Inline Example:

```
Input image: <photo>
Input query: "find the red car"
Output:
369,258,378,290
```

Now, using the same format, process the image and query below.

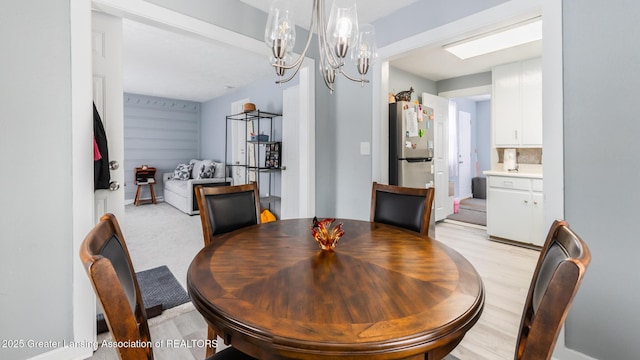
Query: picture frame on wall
265,142,281,168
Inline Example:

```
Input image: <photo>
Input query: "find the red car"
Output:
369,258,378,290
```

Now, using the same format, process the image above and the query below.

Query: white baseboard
28,346,92,360
125,196,164,205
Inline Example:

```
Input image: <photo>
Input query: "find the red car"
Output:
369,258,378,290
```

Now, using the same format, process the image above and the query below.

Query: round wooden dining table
187,219,484,360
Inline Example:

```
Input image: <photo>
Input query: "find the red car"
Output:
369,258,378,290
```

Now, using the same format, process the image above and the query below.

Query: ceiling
121,1,541,103
122,19,272,102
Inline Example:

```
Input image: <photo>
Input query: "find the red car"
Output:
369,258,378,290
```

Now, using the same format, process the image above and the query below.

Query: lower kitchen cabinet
487,175,544,246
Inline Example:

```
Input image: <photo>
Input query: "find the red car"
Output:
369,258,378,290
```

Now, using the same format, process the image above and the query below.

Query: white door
230,99,250,185
458,111,472,199
93,12,124,223
423,93,453,222
281,86,301,219
281,65,315,219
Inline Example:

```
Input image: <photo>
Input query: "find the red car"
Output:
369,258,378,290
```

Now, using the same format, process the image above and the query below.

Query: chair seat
208,347,257,360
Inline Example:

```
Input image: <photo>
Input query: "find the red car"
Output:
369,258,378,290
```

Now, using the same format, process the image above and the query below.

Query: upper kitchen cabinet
493,58,542,147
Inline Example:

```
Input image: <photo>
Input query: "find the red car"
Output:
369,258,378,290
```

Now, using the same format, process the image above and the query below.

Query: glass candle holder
311,217,345,251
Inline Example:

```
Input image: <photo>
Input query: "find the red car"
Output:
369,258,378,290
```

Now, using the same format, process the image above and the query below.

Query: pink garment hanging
93,136,102,161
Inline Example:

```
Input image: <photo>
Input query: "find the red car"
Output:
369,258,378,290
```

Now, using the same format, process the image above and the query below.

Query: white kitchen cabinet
487,175,545,246
531,191,545,245
493,58,542,147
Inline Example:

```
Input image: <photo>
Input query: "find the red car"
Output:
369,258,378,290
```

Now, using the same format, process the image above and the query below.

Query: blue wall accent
123,93,201,202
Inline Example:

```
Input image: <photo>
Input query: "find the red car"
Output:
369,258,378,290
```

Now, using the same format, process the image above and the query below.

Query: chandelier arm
318,0,343,70
272,0,321,79
322,76,335,93
268,0,373,93
339,67,370,83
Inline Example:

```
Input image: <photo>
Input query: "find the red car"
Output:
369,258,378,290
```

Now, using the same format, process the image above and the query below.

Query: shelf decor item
311,217,345,251
265,142,281,168
250,134,269,142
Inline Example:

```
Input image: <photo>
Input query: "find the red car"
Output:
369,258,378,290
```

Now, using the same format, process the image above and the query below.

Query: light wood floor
439,220,540,360
88,209,540,360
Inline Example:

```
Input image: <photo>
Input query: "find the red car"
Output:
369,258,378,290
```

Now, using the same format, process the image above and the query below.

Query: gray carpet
97,265,190,333
137,265,191,310
447,198,487,226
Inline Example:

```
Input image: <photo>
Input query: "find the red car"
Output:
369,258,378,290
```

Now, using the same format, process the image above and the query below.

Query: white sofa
163,159,232,215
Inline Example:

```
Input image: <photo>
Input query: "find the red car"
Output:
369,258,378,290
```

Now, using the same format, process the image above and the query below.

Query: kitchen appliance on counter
503,148,518,172
389,101,435,236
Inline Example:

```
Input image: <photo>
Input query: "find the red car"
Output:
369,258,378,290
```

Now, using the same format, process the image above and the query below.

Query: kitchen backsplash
496,148,542,164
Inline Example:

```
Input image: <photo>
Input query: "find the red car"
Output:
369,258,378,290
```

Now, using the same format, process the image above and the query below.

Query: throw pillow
190,159,214,179
212,162,226,178
172,163,193,180
198,163,215,179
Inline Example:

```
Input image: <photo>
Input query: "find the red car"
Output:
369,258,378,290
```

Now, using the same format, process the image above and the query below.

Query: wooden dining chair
79,213,255,360
514,219,591,360
370,182,435,235
195,182,261,247
195,182,262,357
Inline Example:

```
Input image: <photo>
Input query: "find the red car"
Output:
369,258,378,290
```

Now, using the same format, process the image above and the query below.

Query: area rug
447,198,487,226
96,265,190,334
444,355,460,360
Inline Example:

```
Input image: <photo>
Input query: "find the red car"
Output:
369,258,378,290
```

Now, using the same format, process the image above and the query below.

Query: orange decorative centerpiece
311,217,344,251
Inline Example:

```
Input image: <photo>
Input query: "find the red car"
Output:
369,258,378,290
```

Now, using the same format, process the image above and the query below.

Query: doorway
444,95,490,227
373,0,564,238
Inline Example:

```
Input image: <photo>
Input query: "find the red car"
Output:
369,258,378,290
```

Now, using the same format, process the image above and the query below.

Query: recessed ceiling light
444,17,542,60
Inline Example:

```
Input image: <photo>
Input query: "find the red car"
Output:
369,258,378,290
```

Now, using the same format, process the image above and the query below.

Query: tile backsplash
496,148,542,164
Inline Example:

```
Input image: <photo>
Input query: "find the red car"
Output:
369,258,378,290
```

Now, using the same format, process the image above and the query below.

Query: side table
134,167,157,206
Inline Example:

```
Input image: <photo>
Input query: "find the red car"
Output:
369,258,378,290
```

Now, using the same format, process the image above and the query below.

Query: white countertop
483,163,543,178
483,170,543,179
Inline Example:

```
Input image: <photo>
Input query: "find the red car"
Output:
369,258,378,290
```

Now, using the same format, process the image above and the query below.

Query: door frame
67,1,317,359
372,0,562,227
457,110,472,200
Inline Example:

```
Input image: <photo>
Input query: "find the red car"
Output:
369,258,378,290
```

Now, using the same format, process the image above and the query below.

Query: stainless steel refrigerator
389,101,436,236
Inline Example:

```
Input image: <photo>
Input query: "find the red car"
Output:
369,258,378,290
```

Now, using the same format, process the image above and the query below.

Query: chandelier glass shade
265,0,377,93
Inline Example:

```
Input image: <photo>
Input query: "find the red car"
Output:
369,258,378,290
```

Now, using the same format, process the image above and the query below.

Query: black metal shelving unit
225,110,282,213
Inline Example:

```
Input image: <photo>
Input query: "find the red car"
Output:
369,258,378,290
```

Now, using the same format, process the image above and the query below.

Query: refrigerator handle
405,158,432,163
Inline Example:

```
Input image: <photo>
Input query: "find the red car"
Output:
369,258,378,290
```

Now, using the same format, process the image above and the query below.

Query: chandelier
264,0,377,93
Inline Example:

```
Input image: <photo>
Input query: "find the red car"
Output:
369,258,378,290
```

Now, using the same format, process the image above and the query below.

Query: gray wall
374,0,509,48
0,1,75,358
436,72,492,94
333,73,374,220
563,0,640,358
123,93,201,202
389,66,437,103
